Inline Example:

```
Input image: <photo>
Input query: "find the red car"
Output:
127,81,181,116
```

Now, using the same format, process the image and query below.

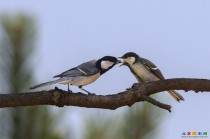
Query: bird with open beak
118,52,184,102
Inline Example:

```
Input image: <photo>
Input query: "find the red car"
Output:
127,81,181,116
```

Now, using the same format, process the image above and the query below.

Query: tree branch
0,78,210,112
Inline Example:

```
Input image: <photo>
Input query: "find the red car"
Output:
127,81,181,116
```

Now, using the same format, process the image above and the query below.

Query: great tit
119,52,184,102
30,56,120,94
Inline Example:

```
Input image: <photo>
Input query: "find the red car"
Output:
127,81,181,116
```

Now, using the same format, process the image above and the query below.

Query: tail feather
30,78,65,89
167,90,184,102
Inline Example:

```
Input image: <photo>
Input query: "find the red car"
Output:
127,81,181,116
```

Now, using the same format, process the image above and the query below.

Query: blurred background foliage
84,103,163,139
0,14,65,139
0,14,164,139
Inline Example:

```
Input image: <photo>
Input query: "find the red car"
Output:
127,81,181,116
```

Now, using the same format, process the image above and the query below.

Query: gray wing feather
140,58,165,79
54,60,99,78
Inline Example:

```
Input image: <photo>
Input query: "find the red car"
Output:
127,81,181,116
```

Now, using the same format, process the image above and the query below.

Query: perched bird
119,52,184,102
30,56,120,94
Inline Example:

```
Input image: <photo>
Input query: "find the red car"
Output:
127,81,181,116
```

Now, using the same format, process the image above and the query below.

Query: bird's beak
117,57,125,67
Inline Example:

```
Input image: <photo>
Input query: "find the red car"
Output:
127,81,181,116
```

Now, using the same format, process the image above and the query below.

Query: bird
119,52,184,102
30,56,120,94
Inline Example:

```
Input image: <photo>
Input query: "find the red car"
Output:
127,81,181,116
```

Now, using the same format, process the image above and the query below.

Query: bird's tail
30,78,66,89
167,90,184,102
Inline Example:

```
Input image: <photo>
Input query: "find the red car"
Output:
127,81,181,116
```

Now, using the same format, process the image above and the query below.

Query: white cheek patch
101,61,114,70
126,57,135,64
130,57,135,63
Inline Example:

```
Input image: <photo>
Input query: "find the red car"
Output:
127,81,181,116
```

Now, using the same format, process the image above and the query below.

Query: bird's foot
79,87,95,95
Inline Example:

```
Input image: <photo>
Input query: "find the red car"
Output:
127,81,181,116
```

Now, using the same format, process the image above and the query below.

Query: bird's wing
54,60,99,78
140,58,165,79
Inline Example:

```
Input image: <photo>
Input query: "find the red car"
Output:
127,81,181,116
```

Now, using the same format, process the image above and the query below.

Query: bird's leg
79,86,95,95
67,84,72,93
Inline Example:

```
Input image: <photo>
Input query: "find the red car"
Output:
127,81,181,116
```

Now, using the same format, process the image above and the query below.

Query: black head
96,56,120,75
121,52,140,60
119,52,140,65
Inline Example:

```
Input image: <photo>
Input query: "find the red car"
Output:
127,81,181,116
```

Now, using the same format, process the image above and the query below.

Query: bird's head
96,56,121,74
118,52,140,66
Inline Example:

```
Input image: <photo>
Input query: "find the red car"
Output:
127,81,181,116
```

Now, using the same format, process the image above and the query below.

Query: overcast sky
1,1,210,139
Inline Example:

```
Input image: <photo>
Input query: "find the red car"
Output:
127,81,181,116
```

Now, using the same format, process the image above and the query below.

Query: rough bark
0,78,210,112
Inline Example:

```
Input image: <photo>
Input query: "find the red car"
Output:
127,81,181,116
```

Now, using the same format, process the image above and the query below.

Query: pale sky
0,1,210,139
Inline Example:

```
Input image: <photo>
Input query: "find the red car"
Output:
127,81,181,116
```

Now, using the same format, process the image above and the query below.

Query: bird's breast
129,63,159,82
59,72,101,86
